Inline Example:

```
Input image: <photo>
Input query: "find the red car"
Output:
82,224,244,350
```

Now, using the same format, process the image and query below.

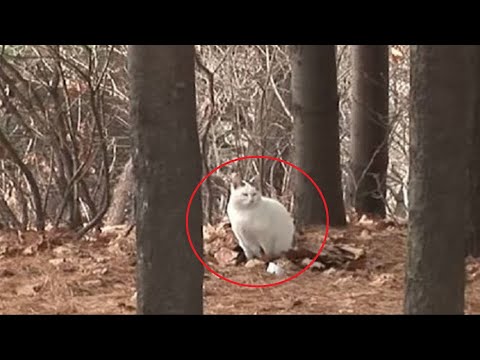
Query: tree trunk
350,45,389,218
466,47,480,258
290,45,346,227
105,157,134,225
129,45,204,315
405,45,476,314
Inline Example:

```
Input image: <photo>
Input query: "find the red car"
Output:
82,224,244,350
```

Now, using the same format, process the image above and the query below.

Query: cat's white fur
226,175,295,261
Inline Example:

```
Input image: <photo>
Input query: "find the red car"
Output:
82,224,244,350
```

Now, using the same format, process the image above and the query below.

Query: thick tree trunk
405,45,475,314
350,45,389,218
466,47,480,258
130,45,204,315
291,45,346,228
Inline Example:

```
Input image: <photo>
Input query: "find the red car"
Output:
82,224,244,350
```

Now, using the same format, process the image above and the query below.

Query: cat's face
229,174,261,209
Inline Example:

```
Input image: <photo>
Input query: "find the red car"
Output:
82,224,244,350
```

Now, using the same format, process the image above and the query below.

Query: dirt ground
1,219,480,315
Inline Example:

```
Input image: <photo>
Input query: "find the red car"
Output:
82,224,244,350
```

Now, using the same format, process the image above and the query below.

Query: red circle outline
185,155,330,288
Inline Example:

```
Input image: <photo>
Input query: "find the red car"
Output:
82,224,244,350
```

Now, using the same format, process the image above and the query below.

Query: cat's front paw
244,251,256,261
240,245,260,261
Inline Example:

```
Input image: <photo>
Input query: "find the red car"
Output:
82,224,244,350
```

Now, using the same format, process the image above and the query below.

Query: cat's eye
242,193,248,197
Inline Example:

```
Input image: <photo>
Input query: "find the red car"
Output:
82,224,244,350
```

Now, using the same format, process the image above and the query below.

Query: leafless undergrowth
0,45,410,233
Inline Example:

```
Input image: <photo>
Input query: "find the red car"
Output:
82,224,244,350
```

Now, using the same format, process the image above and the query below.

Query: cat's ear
231,172,243,189
250,174,261,190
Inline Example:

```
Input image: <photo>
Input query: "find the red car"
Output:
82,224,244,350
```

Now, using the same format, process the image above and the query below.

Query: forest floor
1,218,480,315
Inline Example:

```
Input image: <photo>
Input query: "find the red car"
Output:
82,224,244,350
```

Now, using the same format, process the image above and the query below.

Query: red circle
185,155,330,288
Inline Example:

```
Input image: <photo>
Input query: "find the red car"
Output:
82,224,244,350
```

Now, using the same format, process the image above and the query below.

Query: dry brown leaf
374,221,390,231
0,244,18,256
346,257,367,271
61,264,77,273
205,231,238,257
93,267,109,275
337,244,365,259
50,257,73,272
370,273,394,287
0,269,15,277
468,271,480,283
328,233,348,242
101,224,128,235
285,247,317,261
359,229,372,240
224,233,238,249
53,245,74,257
300,258,325,271
107,242,122,254
333,276,354,285
203,224,216,243
118,302,135,311
358,214,374,227
94,256,109,263
324,268,337,276
292,299,303,307
83,279,102,287
245,259,264,268
16,283,41,296
466,262,480,282
466,261,480,273
214,247,239,267
204,241,219,257
49,258,65,267
203,222,230,244
391,47,404,63
22,245,37,256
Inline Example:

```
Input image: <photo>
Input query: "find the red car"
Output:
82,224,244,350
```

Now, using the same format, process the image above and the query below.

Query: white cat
226,173,295,261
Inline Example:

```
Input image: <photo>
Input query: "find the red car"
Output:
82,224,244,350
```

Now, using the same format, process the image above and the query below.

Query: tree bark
466,47,480,258
405,45,476,314
290,45,346,227
350,45,389,218
129,45,204,314
105,157,134,225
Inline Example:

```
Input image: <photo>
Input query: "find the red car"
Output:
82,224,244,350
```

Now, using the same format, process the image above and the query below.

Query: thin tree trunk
350,45,389,218
0,128,44,230
105,157,134,225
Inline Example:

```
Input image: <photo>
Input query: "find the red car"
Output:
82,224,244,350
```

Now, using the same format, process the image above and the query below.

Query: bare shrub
0,45,410,231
